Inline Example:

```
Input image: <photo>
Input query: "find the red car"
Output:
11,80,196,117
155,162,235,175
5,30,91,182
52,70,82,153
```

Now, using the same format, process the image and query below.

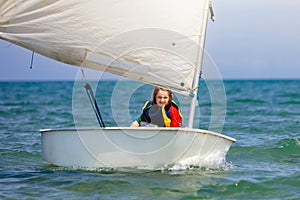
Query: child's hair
152,87,173,104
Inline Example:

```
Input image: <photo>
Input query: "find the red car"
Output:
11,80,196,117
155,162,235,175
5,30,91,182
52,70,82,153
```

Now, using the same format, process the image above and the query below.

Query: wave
279,100,300,105
196,174,300,199
229,138,300,164
233,98,266,104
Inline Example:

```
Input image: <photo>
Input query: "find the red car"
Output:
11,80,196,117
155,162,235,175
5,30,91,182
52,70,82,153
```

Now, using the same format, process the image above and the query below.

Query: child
130,87,182,127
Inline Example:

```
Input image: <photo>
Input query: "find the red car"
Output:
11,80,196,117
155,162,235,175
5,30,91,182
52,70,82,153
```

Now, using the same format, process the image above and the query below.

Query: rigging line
209,1,215,22
29,51,35,69
84,83,105,128
81,69,106,128
81,68,87,82
2,43,13,48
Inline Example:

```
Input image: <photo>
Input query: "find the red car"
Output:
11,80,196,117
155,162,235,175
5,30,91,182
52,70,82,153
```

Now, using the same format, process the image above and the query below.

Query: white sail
0,0,210,96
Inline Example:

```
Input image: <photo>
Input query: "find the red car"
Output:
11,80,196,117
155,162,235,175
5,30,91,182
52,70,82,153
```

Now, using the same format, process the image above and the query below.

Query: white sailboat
0,0,236,169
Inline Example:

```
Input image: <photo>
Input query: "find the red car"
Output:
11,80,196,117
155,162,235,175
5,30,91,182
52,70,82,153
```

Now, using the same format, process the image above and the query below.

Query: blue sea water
0,80,299,199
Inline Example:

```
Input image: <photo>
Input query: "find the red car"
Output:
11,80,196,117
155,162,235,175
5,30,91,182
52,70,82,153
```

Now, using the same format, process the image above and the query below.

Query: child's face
155,90,170,107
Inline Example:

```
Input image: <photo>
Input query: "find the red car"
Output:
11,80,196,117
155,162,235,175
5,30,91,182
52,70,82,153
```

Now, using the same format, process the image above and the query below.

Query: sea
0,80,299,199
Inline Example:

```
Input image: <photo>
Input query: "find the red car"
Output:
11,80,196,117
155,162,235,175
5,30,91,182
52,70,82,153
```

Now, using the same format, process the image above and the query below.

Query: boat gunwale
39,127,236,143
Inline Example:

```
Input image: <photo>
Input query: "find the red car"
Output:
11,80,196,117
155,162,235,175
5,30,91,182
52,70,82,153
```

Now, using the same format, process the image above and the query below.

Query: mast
187,0,211,128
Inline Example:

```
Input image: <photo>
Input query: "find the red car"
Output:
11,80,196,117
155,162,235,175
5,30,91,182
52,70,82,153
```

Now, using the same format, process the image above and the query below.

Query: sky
0,0,300,81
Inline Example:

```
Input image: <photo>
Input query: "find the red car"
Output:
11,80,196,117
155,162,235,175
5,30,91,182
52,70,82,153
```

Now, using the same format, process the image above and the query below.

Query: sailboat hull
40,127,235,169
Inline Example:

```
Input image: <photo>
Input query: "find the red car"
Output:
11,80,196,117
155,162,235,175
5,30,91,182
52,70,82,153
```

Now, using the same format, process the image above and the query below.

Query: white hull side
40,127,235,169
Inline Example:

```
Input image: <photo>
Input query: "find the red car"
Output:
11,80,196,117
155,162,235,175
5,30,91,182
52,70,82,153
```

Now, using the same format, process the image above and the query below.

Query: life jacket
141,100,183,127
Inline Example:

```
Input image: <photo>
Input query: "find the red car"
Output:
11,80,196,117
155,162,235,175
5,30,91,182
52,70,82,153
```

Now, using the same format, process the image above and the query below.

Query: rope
29,51,35,69
81,69,105,128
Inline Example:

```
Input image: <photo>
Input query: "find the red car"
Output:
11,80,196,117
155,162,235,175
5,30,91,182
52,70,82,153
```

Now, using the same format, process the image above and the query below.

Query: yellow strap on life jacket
142,101,150,110
162,100,183,127
171,100,183,123
161,104,170,127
